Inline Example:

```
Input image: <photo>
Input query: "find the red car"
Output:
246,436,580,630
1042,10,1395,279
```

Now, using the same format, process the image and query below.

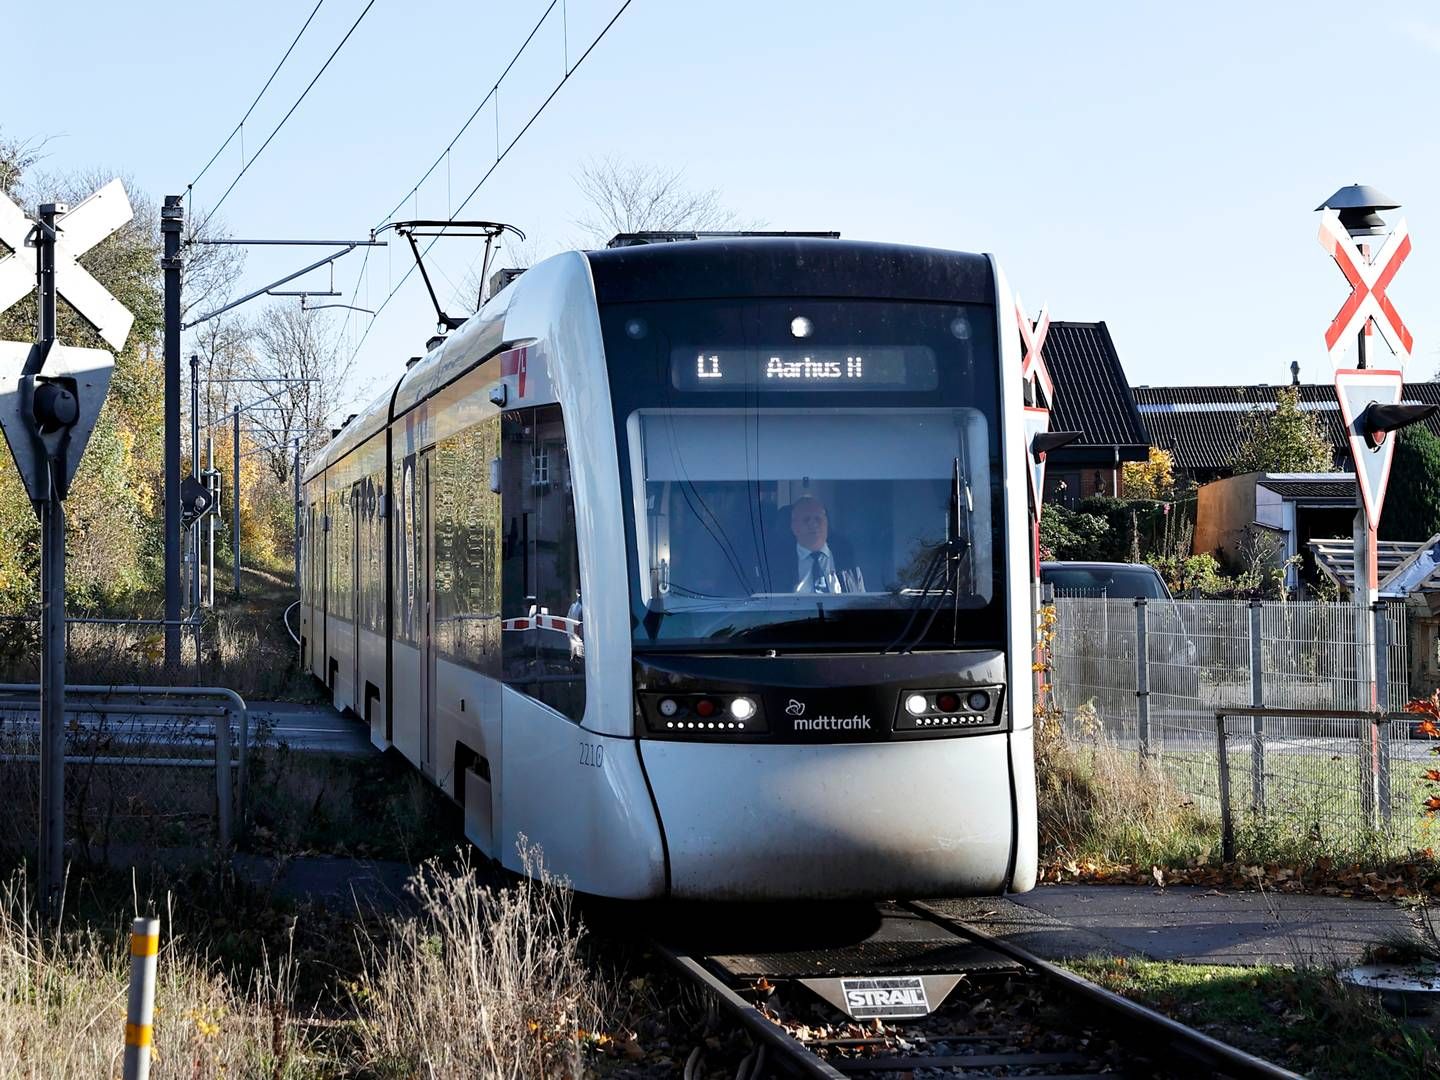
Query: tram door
350,481,362,707
419,449,437,777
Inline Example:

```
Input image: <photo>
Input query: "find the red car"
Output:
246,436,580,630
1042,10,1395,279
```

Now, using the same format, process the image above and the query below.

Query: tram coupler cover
800,973,964,1021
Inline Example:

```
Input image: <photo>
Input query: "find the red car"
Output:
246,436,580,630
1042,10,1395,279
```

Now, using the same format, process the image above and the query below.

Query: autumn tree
1232,387,1334,474
1120,447,1176,499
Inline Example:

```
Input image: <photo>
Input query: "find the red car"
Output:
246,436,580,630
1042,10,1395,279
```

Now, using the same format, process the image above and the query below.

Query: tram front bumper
639,734,1018,900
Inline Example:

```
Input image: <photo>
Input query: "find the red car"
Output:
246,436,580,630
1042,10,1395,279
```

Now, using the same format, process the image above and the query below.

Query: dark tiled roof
1258,478,1355,500
1043,322,1150,462
1132,381,1440,475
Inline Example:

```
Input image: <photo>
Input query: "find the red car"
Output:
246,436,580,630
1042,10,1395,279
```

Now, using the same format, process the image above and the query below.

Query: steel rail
650,941,844,1080
904,901,1305,1080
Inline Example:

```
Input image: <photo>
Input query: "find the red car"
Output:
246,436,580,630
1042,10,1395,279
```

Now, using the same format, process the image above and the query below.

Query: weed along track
650,901,1304,1079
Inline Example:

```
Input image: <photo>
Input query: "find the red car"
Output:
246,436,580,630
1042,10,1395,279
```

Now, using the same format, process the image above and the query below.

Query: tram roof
584,236,994,306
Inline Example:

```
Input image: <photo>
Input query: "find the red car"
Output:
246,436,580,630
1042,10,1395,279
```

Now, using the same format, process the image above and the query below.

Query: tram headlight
966,690,991,712
730,696,757,721
904,693,929,717
641,692,768,737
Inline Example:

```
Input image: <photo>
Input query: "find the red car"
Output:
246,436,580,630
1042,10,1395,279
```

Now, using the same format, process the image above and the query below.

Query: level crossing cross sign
0,179,135,351
1317,208,1413,366
0,181,133,507
1016,295,1053,407
1334,368,1405,528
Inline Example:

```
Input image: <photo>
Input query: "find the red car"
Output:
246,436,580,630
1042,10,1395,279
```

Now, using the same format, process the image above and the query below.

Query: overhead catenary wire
195,0,381,235
336,0,562,347
186,0,328,205
340,0,635,367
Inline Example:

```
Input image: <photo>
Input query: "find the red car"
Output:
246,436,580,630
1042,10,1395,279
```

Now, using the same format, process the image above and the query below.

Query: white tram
299,236,1037,900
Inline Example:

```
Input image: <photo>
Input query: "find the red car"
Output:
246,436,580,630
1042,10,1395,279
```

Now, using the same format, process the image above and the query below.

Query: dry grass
0,847,608,1079
0,876,323,1079
1034,711,1219,870
352,846,603,1079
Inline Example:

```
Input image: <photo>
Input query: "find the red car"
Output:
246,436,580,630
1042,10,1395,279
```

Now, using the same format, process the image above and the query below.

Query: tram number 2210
579,742,605,768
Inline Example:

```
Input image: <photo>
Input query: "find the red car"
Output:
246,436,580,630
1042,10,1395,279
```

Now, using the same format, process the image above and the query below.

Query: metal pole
190,354,200,612
1134,597,1150,757
123,917,159,1080
293,438,302,591
1216,712,1235,862
232,406,241,594
161,197,183,668
35,204,65,916
1373,601,1391,826
1248,599,1265,815
205,436,215,608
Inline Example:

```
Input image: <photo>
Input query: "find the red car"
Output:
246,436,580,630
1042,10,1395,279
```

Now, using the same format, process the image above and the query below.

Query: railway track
653,899,1304,1079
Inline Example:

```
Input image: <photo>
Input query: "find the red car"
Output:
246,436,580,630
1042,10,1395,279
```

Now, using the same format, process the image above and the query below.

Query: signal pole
34,204,66,915
161,197,183,667
233,405,241,594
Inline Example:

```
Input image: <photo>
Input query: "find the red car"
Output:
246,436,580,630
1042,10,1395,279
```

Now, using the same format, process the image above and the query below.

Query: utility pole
205,434,216,608
161,197,183,667
293,437,302,591
34,203,66,916
232,405,241,594
190,353,201,611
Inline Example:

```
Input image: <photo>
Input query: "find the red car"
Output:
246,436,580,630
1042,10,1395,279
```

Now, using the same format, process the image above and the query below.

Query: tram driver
782,494,866,594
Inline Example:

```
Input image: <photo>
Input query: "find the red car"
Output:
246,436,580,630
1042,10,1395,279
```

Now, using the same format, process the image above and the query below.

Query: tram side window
501,405,585,723
433,419,502,673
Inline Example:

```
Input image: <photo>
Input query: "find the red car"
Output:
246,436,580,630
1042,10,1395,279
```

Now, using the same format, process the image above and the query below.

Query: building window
532,440,550,487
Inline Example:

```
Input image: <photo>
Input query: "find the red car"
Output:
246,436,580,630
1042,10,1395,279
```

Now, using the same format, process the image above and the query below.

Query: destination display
672,345,938,392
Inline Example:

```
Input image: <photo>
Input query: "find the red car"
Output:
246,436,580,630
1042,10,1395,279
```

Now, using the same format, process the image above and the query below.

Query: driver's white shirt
796,543,840,593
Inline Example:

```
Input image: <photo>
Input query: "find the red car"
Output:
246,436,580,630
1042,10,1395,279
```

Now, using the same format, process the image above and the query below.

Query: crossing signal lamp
1356,401,1437,450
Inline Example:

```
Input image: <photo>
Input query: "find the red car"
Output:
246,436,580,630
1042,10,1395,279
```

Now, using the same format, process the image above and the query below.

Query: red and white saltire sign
1023,406,1051,514
1317,209,1414,366
1016,294,1053,407
1334,368,1405,527
500,344,530,399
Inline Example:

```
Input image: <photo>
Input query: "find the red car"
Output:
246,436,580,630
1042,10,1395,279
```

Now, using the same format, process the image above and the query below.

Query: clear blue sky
6,0,1440,415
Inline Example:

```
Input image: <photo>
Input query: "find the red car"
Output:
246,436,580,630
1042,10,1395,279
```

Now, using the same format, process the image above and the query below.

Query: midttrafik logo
793,715,872,731
785,699,806,717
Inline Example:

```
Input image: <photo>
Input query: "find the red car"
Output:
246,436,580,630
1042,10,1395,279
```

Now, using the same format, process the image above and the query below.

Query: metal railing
0,684,248,857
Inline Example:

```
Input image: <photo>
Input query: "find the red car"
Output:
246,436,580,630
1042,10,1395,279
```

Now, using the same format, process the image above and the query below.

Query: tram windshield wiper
883,457,971,654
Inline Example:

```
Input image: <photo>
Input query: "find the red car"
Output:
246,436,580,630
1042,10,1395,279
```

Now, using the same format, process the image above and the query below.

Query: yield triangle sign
1334,368,1404,527
1023,406,1051,513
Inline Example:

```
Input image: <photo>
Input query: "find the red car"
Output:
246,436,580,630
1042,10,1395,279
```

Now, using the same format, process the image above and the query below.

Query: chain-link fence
0,684,248,864
1047,597,1435,859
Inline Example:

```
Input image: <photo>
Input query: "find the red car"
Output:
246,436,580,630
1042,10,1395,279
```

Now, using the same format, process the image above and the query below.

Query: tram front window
627,406,995,645
604,295,1006,650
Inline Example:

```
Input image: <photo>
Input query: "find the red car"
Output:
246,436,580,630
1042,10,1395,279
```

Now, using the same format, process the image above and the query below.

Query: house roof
1257,477,1356,500
1132,381,1440,475
1042,321,1151,465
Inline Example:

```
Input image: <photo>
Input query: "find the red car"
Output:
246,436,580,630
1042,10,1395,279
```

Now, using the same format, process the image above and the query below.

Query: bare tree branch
573,157,740,246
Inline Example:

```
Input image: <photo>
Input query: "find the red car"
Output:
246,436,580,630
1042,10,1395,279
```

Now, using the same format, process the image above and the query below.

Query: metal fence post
123,917,159,1080
1373,602,1391,827
1248,600,1265,815
1216,712,1235,862
215,702,232,850
1135,598,1150,757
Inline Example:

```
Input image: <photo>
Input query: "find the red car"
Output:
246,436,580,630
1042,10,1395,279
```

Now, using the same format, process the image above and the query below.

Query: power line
341,0,636,365
337,0,561,345
197,0,380,234
187,0,328,204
